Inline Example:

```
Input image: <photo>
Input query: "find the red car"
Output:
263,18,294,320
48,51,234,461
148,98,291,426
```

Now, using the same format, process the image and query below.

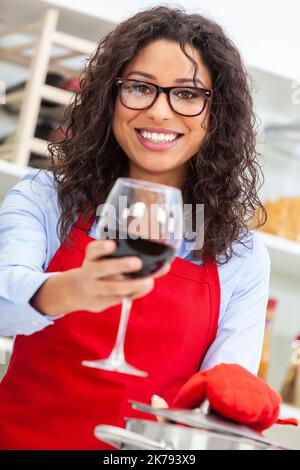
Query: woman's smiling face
112,39,213,187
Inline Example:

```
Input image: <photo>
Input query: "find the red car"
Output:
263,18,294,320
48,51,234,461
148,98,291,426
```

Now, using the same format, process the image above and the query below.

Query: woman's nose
145,92,174,120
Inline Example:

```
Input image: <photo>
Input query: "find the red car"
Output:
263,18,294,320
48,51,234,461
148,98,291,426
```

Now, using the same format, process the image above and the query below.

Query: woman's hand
30,239,170,317
70,239,170,313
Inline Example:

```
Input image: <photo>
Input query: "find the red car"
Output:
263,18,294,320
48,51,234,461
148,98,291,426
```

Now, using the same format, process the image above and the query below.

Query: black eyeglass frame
115,77,213,117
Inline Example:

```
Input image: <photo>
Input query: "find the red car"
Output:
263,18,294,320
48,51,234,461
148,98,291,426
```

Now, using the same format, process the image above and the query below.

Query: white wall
45,0,300,80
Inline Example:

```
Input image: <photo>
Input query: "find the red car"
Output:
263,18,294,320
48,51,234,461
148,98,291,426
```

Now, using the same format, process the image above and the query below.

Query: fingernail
151,394,161,401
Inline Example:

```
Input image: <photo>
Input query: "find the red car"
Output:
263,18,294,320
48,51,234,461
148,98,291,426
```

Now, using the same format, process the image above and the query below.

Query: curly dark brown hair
47,5,266,263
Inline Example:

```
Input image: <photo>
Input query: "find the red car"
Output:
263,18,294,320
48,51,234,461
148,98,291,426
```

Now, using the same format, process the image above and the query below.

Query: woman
0,6,269,449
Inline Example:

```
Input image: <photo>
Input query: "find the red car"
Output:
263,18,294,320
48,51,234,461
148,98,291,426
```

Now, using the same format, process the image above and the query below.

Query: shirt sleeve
0,174,60,336
200,235,270,375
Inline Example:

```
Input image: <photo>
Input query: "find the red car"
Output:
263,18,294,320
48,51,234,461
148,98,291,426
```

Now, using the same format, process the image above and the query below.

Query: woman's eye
123,83,152,94
175,89,198,100
133,84,151,94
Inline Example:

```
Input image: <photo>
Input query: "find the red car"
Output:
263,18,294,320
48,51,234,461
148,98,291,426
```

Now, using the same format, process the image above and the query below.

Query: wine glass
82,177,183,376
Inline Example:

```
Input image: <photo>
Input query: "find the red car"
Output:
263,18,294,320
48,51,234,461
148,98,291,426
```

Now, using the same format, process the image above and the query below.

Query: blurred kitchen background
0,0,300,448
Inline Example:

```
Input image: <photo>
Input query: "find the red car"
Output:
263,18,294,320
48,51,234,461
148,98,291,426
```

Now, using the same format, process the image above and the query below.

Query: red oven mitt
173,363,298,431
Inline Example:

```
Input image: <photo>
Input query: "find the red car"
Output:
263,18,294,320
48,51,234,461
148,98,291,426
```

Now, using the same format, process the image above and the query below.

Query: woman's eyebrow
126,70,205,87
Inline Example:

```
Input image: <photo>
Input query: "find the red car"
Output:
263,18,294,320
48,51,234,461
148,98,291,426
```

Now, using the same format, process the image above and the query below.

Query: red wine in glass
103,231,176,278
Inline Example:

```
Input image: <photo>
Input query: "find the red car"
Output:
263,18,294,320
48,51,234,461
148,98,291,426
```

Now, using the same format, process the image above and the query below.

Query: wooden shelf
5,84,74,107
257,232,300,278
0,7,97,166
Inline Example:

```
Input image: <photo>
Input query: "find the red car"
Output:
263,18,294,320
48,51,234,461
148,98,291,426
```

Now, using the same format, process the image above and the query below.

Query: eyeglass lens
119,80,207,116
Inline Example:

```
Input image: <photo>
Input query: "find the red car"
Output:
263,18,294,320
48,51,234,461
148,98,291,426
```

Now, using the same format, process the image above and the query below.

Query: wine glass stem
110,297,133,362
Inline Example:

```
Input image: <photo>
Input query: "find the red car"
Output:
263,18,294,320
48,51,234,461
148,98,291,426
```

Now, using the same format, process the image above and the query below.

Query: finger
129,283,155,299
105,264,170,281
90,256,143,279
85,240,117,261
89,295,124,312
93,283,153,307
95,277,154,296
151,395,169,424
151,395,169,408
152,263,171,279
104,273,125,281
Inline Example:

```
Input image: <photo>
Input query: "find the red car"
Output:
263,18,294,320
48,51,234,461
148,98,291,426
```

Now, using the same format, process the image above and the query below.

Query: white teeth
138,130,179,143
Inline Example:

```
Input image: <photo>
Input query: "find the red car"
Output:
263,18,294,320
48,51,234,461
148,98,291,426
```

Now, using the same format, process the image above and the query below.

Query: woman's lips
134,129,184,151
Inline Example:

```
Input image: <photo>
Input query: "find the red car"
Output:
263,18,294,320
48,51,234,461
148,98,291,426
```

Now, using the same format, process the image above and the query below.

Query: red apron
0,214,220,449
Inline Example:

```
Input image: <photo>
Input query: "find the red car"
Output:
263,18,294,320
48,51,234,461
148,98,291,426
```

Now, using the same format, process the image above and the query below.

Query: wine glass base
82,358,148,377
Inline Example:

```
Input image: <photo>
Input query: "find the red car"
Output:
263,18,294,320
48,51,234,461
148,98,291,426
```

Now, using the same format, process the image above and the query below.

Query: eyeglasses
115,78,212,117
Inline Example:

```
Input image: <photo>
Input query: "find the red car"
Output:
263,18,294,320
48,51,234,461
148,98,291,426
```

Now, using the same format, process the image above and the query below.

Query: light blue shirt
0,170,270,374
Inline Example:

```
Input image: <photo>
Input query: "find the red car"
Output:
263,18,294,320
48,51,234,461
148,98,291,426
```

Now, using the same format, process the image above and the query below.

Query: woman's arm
200,234,270,375
0,173,60,336
0,172,162,334
29,243,155,316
